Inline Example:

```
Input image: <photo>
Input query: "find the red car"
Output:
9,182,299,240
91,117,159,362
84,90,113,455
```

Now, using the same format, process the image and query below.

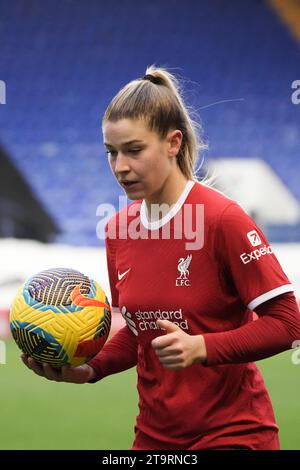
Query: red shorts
132,428,280,450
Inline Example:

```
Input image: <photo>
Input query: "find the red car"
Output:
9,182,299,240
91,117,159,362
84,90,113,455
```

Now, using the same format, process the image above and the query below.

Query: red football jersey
100,180,294,449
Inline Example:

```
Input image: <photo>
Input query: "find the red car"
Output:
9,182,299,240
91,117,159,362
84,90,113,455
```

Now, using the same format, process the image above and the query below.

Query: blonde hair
102,65,208,181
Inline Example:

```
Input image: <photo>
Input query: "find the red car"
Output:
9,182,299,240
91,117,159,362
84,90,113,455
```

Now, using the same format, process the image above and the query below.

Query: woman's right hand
21,353,97,384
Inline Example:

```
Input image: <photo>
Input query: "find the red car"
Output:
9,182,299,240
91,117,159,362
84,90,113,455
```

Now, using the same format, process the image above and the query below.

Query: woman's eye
105,149,140,156
106,150,117,157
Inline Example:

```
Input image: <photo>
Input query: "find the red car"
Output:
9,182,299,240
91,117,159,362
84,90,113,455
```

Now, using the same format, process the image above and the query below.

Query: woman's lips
121,181,140,188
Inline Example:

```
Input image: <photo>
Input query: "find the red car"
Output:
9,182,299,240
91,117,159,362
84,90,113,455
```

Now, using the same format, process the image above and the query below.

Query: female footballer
22,65,300,450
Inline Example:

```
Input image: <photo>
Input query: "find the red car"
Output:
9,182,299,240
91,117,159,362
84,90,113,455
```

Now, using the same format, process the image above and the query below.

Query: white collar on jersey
140,179,195,230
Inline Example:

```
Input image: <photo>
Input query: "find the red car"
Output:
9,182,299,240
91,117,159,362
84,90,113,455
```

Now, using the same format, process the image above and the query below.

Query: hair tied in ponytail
142,74,162,85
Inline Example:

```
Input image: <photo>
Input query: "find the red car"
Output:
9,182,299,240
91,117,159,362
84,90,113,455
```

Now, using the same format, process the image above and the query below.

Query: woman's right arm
22,219,139,384
21,354,96,383
87,221,138,381
87,325,138,381
21,325,138,383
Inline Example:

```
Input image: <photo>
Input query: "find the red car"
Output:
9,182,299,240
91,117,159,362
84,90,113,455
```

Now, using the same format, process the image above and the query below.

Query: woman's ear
167,129,183,158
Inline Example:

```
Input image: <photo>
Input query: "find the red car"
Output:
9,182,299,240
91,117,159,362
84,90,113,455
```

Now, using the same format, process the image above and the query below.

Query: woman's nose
114,152,131,173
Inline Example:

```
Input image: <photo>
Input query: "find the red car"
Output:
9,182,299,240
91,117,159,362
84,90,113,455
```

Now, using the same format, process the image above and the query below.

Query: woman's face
102,118,182,201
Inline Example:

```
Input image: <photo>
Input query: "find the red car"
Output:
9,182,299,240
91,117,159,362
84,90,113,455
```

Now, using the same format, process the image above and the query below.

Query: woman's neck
145,173,190,222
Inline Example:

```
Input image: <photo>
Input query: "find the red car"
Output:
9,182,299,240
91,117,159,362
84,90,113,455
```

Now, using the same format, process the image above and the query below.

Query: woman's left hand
151,320,207,370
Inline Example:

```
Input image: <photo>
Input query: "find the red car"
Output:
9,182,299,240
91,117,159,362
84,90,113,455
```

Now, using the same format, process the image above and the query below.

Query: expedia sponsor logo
121,306,189,335
247,230,262,247
240,245,273,264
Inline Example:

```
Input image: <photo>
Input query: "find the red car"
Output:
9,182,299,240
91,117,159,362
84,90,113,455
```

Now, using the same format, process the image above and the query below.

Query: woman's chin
125,191,144,200
123,184,144,199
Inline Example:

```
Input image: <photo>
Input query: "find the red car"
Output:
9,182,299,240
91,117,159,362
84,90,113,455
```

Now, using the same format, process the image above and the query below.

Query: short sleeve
216,203,294,310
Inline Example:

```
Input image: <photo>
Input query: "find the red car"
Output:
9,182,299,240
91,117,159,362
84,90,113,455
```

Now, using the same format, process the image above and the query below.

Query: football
10,268,111,367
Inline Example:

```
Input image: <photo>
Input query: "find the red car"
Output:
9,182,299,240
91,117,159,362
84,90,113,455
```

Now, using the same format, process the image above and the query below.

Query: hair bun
142,74,162,85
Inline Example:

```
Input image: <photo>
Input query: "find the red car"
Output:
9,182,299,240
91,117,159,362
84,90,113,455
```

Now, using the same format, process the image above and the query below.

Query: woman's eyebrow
104,139,144,147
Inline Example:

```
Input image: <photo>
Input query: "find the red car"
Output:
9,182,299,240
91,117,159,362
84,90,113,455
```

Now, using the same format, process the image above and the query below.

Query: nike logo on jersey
118,268,131,281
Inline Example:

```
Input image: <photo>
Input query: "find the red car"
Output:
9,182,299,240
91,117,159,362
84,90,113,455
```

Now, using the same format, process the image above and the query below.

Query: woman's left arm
201,292,300,366
152,292,300,369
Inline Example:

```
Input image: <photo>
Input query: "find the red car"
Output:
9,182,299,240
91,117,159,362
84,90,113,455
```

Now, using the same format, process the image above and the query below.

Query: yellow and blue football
10,268,111,367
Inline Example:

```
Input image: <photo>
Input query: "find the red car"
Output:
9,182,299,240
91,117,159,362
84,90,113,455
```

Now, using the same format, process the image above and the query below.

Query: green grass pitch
0,341,299,449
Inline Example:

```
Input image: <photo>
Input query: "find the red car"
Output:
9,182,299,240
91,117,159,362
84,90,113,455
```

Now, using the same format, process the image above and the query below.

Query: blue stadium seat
0,0,299,244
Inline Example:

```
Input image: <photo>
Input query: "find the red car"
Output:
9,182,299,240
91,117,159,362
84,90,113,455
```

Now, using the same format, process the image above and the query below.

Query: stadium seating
0,0,299,244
